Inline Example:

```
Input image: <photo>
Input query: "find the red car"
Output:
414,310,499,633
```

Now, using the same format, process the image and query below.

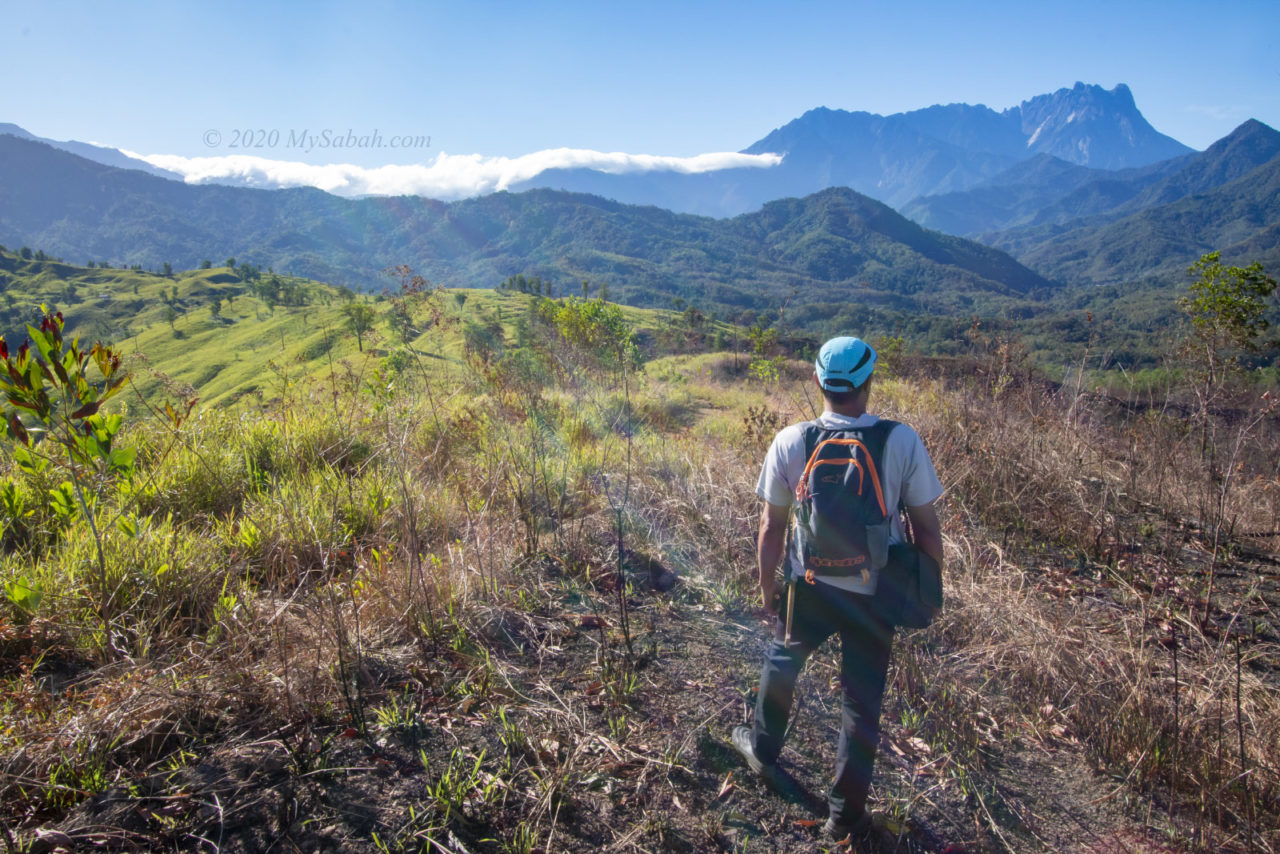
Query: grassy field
0,258,1276,852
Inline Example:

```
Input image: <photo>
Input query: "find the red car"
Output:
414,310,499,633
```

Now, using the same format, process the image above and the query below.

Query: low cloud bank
123,147,784,199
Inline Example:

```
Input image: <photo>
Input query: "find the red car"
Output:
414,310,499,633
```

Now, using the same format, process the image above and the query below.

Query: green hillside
974,122,1280,287
0,252,368,406
13,134,1277,372
0,250,742,407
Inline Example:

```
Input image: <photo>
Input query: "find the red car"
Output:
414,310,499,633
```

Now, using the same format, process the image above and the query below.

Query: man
732,336,944,841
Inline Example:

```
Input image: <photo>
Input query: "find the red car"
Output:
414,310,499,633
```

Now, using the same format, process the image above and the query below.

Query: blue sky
2,0,1277,172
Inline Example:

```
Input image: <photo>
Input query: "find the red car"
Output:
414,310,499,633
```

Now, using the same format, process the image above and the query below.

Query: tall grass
880,347,1280,851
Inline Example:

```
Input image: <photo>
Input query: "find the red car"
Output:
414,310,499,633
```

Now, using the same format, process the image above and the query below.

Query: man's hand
757,501,790,608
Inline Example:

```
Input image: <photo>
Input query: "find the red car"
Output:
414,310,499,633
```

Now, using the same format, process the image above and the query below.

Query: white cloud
120,147,784,199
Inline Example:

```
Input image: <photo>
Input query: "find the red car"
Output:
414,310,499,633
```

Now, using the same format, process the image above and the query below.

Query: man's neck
824,403,868,419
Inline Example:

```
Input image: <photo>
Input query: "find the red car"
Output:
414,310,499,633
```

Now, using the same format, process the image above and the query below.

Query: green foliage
1180,251,1277,356
498,273,550,296
343,302,377,352
3,574,41,614
871,334,905,379
0,307,137,650
536,296,637,372
0,307,131,473
746,324,784,383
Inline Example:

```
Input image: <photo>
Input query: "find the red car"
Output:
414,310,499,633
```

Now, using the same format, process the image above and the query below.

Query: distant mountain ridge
5,95,1271,303
518,83,1194,215
989,141,1280,286
0,123,181,180
0,134,1048,320
2,83,1192,222
908,119,1280,238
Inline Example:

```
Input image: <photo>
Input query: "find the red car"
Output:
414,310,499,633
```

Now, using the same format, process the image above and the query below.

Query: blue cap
815,336,876,391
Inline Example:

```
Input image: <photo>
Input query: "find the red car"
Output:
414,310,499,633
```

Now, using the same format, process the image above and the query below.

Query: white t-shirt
755,411,943,594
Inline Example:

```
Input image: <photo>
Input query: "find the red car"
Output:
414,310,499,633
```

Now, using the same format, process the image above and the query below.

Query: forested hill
0,134,1048,323
902,119,1280,286
991,140,1280,285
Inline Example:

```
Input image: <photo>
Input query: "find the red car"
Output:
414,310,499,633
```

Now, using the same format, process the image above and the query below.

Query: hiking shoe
821,811,872,844
731,725,777,780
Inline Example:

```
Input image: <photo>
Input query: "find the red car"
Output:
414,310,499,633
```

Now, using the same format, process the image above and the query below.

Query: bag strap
800,418,897,461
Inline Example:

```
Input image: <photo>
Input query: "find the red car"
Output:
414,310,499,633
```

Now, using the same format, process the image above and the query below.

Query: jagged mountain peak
744,83,1191,172
1013,82,1139,127
1011,83,1191,169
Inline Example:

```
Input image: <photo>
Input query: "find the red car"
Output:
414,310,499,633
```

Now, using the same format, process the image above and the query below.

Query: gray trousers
751,580,895,825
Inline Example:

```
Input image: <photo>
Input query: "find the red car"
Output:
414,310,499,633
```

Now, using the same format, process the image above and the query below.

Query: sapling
0,306,132,652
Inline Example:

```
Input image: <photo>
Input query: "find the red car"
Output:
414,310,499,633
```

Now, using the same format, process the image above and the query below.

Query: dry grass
878,354,1280,852
1,312,1278,850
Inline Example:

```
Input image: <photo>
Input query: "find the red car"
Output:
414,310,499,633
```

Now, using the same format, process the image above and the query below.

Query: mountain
907,120,1280,241
0,134,1049,321
996,150,1280,285
902,154,1201,236
735,106,1020,207
900,155,1109,235
0,123,182,180
1105,119,1280,215
518,83,1194,216
4,84,1189,224
971,121,1280,281
1014,83,1191,169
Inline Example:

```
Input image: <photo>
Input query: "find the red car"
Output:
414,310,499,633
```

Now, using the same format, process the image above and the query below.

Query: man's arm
757,501,790,608
904,500,944,571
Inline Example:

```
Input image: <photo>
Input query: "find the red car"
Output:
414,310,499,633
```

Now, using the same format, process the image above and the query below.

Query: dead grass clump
925,531,1280,851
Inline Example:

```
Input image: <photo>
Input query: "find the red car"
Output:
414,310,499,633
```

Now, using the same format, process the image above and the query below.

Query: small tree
1179,251,1277,391
747,324,784,383
0,307,132,653
1179,252,1277,624
343,302,377,352
200,259,212,269
383,265,432,345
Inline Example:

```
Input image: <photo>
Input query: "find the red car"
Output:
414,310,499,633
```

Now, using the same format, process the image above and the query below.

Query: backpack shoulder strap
799,420,826,461
799,418,897,464
865,420,911,530
864,419,898,461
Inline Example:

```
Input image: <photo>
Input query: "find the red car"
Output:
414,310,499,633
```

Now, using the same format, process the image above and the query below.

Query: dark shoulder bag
874,541,942,628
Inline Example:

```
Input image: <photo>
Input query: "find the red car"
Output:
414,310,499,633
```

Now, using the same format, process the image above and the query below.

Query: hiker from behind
732,336,944,841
